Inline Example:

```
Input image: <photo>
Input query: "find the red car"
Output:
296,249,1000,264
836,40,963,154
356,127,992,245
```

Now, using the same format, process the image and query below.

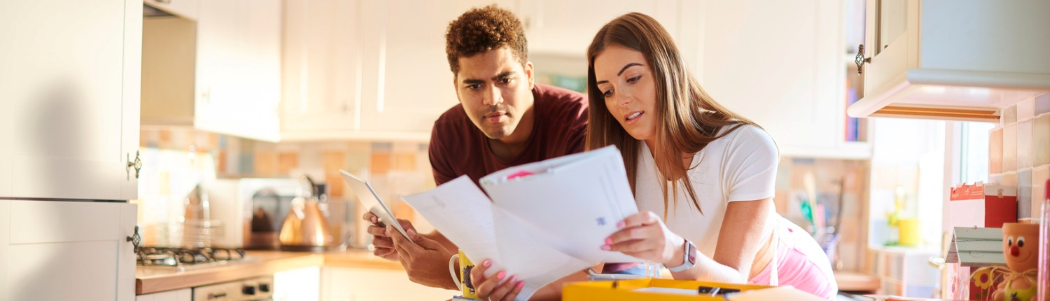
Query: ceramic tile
278,152,298,174
253,150,278,176
1004,171,1018,187
1035,93,1050,116
370,152,392,175
1019,168,1033,219
1017,120,1033,169
1035,114,1050,166
394,153,417,171
989,173,1003,185
1033,165,1049,219
989,127,1003,174
1004,124,1017,172
1017,97,1035,121
1004,104,1018,125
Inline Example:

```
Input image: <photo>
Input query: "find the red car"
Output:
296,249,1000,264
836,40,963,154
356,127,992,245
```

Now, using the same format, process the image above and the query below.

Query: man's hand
388,223,458,290
363,212,400,261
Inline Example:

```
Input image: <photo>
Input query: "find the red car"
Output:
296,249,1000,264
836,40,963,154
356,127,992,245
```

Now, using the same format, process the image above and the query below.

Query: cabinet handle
127,226,141,253
126,151,143,180
156,0,171,3
855,44,871,75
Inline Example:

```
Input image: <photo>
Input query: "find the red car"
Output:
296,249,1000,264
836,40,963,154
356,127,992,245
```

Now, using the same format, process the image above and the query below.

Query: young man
362,5,591,300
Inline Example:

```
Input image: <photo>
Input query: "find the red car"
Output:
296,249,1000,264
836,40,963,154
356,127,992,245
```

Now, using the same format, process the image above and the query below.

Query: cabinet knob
855,44,871,75
126,151,143,180
126,226,141,253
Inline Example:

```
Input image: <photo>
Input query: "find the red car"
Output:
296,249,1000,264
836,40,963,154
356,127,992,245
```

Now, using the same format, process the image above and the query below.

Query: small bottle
1038,179,1049,301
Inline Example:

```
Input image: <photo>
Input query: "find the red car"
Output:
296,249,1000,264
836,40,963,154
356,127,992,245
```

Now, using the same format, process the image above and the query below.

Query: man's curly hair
445,5,528,76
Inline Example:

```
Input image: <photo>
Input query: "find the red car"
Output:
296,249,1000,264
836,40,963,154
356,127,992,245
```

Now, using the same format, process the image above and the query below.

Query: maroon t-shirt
428,84,588,186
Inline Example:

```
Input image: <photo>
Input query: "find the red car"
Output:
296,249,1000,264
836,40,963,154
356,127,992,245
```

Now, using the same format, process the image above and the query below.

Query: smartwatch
666,239,697,272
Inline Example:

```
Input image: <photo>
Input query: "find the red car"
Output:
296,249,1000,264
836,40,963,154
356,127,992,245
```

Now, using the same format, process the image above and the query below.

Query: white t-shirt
634,124,779,257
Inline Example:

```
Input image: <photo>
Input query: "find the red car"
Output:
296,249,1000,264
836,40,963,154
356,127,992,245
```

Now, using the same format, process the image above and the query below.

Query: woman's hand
603,211,685,266
469,259,524,301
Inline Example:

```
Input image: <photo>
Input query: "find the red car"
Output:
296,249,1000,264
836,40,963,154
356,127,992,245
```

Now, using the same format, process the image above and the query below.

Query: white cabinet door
145,0,200,20
0,0,141,200
0,201,138,301
520,0,681,57
321,267,451,301
136,288,192,301
280,0,364,138
196,0,282,142
699,0,866,158
354,1,465,137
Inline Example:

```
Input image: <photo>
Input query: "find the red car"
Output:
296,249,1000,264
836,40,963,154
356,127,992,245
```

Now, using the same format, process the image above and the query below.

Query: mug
449,250,478,299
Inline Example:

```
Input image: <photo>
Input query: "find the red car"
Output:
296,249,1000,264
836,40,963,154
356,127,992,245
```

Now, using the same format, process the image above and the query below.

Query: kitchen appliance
192,276,274,301
277,176,335,252
136,246,273,301
205,178,306,249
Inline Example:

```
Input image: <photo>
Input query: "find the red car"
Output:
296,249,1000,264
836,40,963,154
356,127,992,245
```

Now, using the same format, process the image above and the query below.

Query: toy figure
973,223,1040,301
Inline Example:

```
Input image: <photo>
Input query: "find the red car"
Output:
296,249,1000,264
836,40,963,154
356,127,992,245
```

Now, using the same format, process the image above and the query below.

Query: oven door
193,276,274,301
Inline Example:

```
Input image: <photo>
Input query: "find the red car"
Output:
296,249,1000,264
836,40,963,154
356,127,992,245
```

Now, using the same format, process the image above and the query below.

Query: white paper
481,146,643,263
402,146,642,301
339,170,412,241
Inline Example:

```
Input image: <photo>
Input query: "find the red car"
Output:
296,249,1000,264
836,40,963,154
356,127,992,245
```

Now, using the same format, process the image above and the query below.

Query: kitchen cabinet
698,0,870,159
517,0,682,58
142,0,282,142
135,288,191,301
0,200,138,301
320,267,451,301
0,0,141,200
282,0,498,141
145,0,199,20
847,0,1050,122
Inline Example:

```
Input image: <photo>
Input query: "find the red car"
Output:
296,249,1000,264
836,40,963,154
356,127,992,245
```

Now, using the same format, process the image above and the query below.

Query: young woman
588,13,838,299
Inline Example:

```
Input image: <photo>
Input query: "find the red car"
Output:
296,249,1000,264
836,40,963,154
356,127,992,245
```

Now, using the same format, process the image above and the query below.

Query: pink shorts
748,217,838,300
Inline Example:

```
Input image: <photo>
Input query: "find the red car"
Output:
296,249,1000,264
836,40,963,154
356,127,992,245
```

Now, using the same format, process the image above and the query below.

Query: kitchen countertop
136,249,401,295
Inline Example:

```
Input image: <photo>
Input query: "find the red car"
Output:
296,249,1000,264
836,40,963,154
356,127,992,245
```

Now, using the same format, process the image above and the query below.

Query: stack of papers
402,146,642,300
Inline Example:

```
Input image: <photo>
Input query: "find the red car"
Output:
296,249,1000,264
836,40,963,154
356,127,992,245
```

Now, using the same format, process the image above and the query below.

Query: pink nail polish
516,281,525,289
508,275,517,283
616,221,625,228
605,237,612,244
497,271,506,279
484,259,492,267
600,245,611,251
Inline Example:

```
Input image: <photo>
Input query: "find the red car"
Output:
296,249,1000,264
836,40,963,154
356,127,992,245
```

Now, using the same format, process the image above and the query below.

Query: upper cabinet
142,0,282,142
144,0,199,20
698,0,869,159
518,0,682,57
0,0,141,200
848,0,1050,122
281,0,507,141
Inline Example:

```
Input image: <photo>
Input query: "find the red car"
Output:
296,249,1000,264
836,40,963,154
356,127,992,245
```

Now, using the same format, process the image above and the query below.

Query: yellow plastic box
564,279,824,301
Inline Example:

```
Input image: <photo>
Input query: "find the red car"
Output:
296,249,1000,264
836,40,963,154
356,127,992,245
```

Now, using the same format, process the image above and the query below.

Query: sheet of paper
403,176,594,301
401,176,500,264
480,146,642,263
339,170,411,241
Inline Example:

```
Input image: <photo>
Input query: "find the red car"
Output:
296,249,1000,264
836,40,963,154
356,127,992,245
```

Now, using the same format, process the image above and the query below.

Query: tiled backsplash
137,128,435,231
989,92,1050,220
138,127,868,269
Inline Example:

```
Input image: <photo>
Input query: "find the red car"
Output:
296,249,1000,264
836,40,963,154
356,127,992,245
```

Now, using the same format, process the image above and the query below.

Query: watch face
686,241,697,264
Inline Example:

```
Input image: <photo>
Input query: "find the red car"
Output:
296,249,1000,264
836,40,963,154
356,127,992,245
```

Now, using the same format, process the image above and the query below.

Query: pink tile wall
990,92,1050,219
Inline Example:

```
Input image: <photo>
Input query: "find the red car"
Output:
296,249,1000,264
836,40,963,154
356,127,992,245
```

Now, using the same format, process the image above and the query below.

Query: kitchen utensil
278,176,335,252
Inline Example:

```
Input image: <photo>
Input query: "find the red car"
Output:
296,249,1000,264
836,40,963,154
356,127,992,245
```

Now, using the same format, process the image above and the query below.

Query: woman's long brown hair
585,13,764,217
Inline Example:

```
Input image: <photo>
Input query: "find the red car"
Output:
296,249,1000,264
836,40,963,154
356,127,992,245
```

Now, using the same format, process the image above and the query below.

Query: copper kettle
278,176,334,252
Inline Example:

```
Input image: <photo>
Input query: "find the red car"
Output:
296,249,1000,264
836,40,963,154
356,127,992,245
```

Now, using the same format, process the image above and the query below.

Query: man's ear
452,75,463,103
525,61,535,90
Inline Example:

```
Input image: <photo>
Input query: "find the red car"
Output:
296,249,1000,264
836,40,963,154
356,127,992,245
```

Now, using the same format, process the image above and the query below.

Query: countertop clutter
136,249,400,295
